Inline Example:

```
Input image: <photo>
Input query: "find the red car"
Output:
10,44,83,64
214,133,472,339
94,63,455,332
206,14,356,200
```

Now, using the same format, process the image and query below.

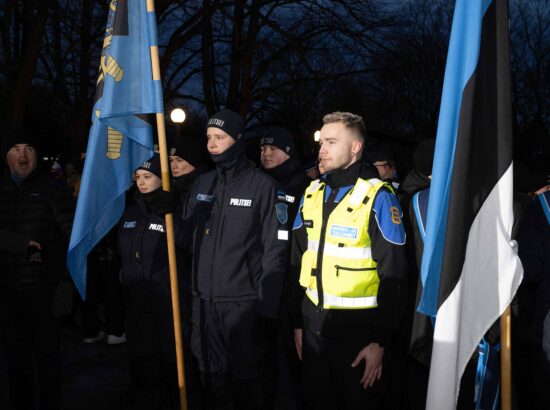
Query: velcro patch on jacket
229,198,253,207
148,223,165,232
197,193,214,202
123,221,137,228
329,224,358,239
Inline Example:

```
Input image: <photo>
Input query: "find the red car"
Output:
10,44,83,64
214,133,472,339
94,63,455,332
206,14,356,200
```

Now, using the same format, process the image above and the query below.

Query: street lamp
314,130,321,142
170,108,186,124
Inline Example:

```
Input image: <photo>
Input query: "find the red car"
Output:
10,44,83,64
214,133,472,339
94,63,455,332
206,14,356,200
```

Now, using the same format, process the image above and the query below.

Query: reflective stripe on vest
306,287,378,308
299,177,390,309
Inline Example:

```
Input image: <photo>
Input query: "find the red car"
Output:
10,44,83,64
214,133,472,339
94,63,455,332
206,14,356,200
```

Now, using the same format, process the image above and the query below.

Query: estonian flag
66,0,163,298
417,0,523,408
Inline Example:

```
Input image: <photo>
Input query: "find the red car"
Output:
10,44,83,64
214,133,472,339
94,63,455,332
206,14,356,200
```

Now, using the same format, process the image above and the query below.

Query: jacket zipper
335,265,376,277
210,173,226,299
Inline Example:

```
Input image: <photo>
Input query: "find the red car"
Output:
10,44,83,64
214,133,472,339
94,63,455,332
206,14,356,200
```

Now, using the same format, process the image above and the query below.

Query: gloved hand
149,189,178,215
252,315,278,345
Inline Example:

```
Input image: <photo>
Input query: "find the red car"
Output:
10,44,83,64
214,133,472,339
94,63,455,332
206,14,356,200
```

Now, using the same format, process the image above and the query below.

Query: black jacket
182,150,288,318
0,167,73,289
290,161,408,346
118,191,181,312
517,193,550,349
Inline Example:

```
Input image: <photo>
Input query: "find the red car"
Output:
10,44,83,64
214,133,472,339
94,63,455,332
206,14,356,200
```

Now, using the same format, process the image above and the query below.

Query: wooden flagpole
147,1,188,409
500,305,512,410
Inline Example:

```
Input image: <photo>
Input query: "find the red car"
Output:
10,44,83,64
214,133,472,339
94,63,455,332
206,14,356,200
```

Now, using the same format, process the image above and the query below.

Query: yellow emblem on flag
95,110,124,160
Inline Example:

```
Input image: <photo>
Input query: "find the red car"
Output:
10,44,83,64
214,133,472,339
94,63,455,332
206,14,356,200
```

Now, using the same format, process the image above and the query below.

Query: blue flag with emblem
66,0,163,299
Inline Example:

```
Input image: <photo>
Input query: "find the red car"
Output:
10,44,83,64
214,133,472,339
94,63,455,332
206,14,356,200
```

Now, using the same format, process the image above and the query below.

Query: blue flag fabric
417,0,493,317
66,0,163,299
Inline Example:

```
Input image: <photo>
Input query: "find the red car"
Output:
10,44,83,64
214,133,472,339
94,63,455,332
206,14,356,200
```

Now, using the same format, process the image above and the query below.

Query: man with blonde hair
290,112,408,409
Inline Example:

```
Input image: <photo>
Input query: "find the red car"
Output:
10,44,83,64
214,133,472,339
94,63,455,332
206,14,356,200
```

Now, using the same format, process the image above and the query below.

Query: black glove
252,315,278,345
27,245,42,263
149,189,178,215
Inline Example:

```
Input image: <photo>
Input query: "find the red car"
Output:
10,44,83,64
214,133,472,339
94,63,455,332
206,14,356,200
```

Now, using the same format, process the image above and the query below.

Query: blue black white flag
417,0,523,408
66,0,163,298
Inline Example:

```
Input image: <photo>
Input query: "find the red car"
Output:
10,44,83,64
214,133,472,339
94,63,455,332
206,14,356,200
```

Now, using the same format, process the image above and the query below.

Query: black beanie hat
206,109,245,140
260,127,295,157
136,152,162,179
413,139,436,177
169,138,207,168
2,128,40,159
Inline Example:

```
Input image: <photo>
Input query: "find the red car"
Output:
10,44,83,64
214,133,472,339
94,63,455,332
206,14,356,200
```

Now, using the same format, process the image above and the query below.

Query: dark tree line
0,0,548,172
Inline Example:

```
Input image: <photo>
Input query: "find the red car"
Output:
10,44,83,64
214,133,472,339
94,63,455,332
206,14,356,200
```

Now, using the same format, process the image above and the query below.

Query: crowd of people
0,110,548,410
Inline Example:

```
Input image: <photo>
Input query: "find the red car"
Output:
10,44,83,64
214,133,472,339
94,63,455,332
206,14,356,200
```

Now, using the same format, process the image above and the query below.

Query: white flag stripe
426,164,523,410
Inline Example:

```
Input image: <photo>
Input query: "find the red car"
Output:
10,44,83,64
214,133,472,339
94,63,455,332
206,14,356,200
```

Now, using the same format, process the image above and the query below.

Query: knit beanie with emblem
206,109,244,141
2,128,40,160
260,127,295,157
136,152,162,179
169,138,207,168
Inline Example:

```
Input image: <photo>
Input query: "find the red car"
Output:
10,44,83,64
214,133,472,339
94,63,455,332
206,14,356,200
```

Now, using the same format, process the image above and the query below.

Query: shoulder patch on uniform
373,190,406,245
276,203,288,224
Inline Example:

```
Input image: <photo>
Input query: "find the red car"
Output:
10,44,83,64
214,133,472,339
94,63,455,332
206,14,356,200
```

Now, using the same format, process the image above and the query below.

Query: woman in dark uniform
118,153,180,409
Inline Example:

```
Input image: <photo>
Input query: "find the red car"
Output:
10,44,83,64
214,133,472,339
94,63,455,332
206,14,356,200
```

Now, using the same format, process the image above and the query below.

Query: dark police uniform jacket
118,194,180,312
0,167,73,290
182,159,288,319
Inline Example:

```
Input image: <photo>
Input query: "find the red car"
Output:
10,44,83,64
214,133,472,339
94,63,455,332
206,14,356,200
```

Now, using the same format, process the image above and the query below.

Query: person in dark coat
0,129,74,410
181,109,288,409
118,153,182,409
259,127,310,408
517,186,550,410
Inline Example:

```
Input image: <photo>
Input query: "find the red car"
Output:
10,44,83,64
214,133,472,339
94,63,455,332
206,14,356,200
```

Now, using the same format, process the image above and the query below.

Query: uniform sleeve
257,182,289,318
368,188,408,346
289,195,307,329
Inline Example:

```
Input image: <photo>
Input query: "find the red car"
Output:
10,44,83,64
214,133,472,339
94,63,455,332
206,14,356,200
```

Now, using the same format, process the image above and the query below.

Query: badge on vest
197,193,214,202
148,223,165,233
330,224,358,240
276,203,288,224
229,198,253,207
304,220,314,228
123,221,137,229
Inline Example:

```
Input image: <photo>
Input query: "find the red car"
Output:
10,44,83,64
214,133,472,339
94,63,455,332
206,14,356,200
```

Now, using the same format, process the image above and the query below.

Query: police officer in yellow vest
290,112,408,409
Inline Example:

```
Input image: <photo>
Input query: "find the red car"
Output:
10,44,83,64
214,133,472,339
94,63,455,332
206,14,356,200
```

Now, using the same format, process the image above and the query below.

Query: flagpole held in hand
146,1,188,409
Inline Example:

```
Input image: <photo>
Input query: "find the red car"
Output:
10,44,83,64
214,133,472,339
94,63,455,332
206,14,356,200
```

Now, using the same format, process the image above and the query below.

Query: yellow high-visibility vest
299,177,390,309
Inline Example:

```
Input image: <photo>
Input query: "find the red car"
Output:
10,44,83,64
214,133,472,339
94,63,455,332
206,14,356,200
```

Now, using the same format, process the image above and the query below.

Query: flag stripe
438,0,513,305
418,0,508,317
427,165,522,409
